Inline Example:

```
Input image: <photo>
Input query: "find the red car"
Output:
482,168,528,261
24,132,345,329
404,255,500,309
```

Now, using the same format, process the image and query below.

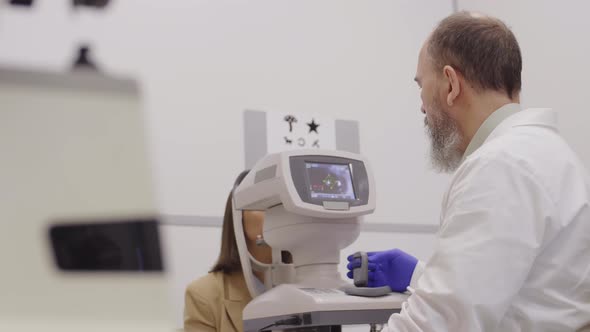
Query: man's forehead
418,41,431,62
416,45,428,73
418,42,437,71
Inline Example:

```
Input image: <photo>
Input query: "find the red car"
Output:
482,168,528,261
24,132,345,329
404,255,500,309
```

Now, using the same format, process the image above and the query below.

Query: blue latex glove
346,249,418,292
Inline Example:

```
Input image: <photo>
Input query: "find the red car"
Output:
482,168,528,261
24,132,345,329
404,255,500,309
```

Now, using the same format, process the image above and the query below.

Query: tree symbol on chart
284,115,298,132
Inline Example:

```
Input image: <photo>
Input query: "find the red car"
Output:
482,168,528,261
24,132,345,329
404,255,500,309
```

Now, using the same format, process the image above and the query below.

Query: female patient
184,171,271,332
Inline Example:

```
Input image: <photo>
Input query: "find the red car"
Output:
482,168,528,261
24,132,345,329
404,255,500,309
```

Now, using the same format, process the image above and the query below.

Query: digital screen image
306,162,356,200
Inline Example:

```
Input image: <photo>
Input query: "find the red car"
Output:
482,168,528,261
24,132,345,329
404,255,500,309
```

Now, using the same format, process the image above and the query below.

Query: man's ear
443,65,460,106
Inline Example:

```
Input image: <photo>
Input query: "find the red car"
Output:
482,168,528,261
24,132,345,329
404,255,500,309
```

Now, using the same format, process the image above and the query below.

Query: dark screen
49,218,163,271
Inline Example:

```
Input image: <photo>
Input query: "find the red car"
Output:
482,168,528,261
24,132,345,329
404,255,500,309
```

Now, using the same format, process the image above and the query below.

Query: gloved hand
346,248,418,292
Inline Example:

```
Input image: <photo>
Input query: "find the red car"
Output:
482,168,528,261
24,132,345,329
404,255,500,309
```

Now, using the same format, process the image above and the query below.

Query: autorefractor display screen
305,162,356,200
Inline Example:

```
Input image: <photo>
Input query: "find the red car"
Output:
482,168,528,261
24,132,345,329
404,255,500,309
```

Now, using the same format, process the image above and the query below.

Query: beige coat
184,271,252,332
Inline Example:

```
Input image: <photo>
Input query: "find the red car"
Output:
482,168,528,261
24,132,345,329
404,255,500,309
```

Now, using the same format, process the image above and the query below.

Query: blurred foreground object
0,67,172,332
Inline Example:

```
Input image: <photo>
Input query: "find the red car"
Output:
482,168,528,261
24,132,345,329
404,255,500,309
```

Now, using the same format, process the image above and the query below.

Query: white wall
1,1,453,329
0,0,453,223
457,0,590,168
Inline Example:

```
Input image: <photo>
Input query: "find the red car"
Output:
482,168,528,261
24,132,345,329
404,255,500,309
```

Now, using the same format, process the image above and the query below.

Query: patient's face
243,210,264,240
242,211,272,264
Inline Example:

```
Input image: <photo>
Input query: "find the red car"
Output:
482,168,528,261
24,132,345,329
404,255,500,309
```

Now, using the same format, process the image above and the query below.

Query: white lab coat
385,108,590,332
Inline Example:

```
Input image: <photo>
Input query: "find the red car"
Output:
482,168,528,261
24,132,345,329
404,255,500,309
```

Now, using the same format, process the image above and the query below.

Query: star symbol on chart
307,119,320,134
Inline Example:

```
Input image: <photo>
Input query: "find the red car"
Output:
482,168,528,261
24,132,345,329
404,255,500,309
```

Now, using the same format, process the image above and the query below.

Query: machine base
243,284,406,331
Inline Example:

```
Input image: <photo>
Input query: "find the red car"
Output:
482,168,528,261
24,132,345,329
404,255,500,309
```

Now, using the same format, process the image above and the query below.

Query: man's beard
424,99,463,173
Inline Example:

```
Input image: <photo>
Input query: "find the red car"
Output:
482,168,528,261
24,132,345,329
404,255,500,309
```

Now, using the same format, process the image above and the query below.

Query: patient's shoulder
186,272,224,302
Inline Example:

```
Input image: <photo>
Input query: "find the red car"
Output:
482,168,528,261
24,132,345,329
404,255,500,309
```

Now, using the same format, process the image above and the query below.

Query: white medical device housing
0,68,171,332
233,150,406,331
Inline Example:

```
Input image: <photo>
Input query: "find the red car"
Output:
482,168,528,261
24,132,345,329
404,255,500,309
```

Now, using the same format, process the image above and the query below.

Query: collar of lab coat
462,103,521,162
462,107,558,165
486,107,559,142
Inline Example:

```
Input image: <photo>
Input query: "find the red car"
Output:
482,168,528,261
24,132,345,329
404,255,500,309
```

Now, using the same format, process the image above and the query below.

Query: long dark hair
209,170,249,274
